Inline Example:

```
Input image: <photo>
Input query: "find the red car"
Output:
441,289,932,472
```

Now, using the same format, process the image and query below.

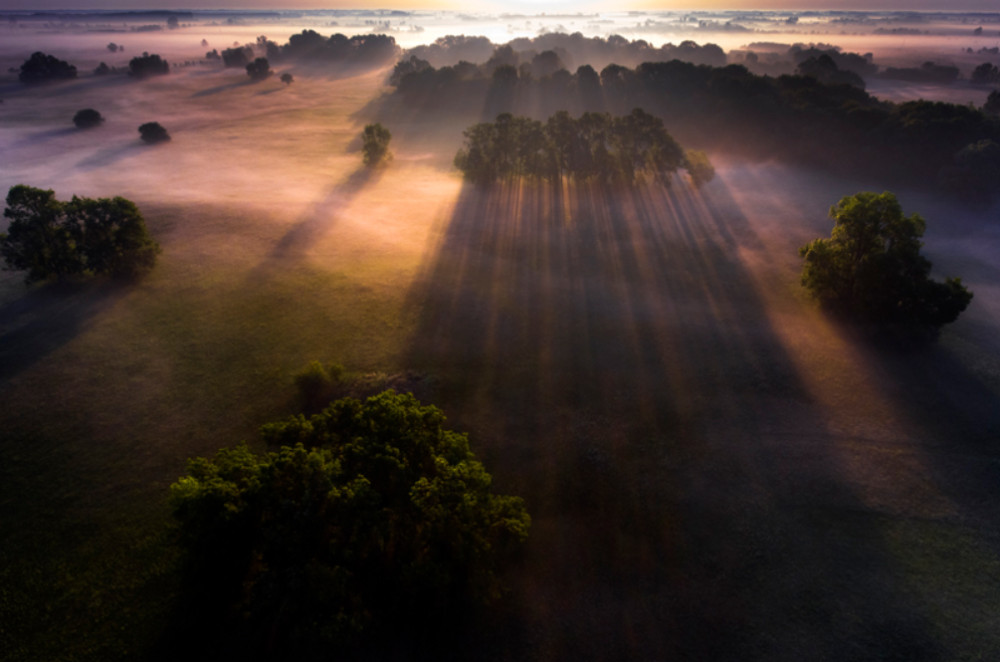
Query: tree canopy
170,390,529,657
0,185,160,284
454,109,708,186
361,123,392,167
246,57,272,80
800,191,972,331
72,108,104,129
138,122,170,144
18,51,77,84
128,52,169,78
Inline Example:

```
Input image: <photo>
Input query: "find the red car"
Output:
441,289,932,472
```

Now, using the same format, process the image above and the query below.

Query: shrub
138,122,170,144
73,108,104,129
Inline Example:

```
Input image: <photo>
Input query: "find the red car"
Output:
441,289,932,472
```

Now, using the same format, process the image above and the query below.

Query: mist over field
2,8,1000,661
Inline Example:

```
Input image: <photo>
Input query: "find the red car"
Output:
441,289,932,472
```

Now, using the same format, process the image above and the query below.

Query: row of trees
0,186,160,283
171,390,530,655
390,57,1000,201
454,109,712,187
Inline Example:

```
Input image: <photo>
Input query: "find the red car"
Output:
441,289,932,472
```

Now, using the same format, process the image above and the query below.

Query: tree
128,52,169,78
361,123,392,167
138,122,170,144
245,57,272,81
985,90,1000,116
170,390,530,656
73,108,104,129
971,62,1000,85
684,149,715,188
0,185,160,283
18,52,77,84
800,191,972,330
280,72,294,85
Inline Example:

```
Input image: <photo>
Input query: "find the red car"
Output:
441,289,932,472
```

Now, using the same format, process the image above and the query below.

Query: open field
3,22,1000,661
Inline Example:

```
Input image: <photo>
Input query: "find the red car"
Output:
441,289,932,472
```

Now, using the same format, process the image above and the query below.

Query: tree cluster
0,185,160,284
245,57,272,81
170,390,530,657
800,191,972,331
18,52,77,84
128,52,169,78
390,57,1000,200
454,109,712,187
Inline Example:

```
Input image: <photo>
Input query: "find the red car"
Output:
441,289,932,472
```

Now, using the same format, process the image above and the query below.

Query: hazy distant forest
2,8,1000,662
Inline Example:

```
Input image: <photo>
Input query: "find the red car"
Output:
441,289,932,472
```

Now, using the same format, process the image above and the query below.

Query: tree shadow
191,78,255,98
9,127,78,148
0,279,130,383
75,141,144,170
403,177,949,660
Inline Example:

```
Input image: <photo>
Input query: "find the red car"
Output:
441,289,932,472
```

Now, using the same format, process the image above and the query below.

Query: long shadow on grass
404,178,946,660
0,280,129,383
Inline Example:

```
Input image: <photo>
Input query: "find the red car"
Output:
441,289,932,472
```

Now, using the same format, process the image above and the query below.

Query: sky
3,1,1000,12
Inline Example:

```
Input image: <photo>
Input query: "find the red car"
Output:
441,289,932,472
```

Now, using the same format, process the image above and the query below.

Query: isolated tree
1,185,159,283
800,191,972,330
280,72,294,85
73,108,104,129
138,122,170,144
246,57,272,81
18,52,77,84
170,390,530,654
166,15,179,29
128,52,169,78
93,62,111,76
361,123,392,167
107,42,119,53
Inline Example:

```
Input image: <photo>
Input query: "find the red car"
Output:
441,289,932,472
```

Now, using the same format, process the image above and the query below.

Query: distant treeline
388,57,1000,200
454,109,712,187
215,31,399,69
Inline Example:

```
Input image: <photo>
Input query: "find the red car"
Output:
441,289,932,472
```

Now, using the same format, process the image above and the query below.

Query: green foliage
455,109,691,185
246,57,272,81
361,123,392,167
684,149,716,188
0,185,160,284
128,52,169,78
170,391,530,655
18,51,77,84
138,121,170,144
72,108,104,129
800,191,973,330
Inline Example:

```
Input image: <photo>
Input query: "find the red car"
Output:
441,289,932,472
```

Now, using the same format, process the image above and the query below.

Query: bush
138,122,170,144
18,52,77,84
170,391,530,656
0,185,160,284
73,108,104,129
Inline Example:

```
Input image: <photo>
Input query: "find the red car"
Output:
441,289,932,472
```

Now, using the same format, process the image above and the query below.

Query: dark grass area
3,167,1000,660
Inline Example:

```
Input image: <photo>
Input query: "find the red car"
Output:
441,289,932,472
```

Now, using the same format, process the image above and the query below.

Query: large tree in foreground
170,390,530,657
800,191,972,330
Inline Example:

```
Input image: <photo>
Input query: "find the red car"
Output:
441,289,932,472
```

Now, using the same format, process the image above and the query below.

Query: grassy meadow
3,26,1000,661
